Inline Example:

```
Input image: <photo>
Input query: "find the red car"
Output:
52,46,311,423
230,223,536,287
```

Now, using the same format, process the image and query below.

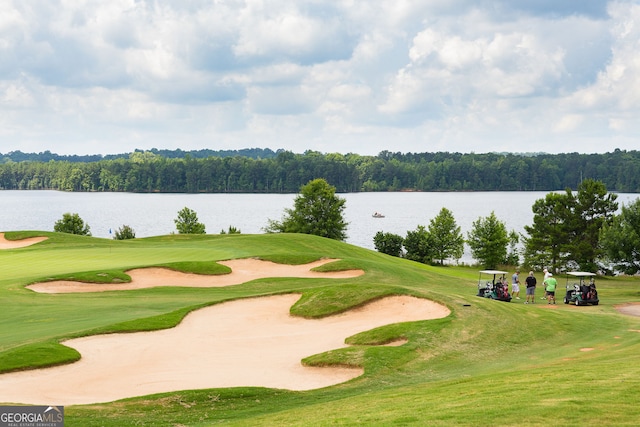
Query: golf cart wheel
575,299,580,306
563,297,569,304
592,301,599,305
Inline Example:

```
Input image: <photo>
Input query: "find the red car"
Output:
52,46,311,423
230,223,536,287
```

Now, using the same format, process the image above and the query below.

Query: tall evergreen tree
600,198,640,274
505,230,520,266
522,192,572,272
568,179,618,272
467,212,508,269
428,207,464,265
524,180,617,272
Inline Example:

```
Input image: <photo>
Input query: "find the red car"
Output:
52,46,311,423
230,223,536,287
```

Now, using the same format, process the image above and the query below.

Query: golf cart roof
479,270,508,275
567,272,596,277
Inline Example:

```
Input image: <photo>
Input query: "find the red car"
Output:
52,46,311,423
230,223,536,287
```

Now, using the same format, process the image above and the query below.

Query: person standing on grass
544,273,557,304
511,270,521,299
541,268,551,300
525,271,537,304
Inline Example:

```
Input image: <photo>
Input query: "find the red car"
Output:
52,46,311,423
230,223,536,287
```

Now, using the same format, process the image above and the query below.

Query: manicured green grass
2,231,640,426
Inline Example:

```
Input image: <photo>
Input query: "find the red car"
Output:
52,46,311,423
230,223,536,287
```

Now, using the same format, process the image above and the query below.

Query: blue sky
1,0,638,156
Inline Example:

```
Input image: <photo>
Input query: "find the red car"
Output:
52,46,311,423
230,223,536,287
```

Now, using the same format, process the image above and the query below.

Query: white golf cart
563,272,599,306
476,270,512,302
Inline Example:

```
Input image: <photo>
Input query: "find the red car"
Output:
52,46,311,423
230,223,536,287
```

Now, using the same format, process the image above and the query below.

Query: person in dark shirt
524,271,537,304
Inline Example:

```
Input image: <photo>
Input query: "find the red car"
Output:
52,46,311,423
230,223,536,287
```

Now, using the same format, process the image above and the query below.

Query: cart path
615,303,640,317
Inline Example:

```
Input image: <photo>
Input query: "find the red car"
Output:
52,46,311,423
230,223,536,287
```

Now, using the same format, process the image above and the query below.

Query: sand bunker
615,303,640,317
0,232,47,249
27,258,365,293
0,294,450,405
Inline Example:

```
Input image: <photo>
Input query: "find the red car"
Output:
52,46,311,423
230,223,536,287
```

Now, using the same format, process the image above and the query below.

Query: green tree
264,178,348,240
568,179,618,272
174,207,206,234
600,198,640,274
373,231,404,257
53,212,91,236
428,207,464,264
467,212,508,269
505,230,520,265
113,225,136,240
523,192,572,272
404,225,433,264
220,226,241,234
523,180,617,272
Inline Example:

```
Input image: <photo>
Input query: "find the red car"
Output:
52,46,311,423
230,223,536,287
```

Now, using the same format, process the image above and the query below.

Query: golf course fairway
1,231,640,426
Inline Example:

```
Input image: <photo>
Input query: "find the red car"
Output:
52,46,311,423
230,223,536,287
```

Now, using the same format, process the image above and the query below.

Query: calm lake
1,190,638,262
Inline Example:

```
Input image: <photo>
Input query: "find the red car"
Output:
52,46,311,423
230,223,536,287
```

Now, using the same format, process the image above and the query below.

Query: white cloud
234,6,319,57
1,80,35,108
233,1,353,64
0,0,637,156
553,114,584,132
557,1,640,139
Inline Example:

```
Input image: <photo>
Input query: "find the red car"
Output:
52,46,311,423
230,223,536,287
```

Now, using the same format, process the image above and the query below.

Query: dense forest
1,148,639,193
0,147,279,163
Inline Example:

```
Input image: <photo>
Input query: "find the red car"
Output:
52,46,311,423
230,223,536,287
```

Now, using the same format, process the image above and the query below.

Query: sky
1,0,639,156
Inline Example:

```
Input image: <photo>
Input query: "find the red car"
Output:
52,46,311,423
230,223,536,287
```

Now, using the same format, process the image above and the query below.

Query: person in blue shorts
524,271,536,304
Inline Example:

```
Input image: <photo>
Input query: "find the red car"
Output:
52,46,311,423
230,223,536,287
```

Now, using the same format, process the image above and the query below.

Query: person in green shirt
544,273,558,304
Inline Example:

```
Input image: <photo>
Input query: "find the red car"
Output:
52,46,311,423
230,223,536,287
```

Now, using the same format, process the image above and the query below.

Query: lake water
1,190,638,262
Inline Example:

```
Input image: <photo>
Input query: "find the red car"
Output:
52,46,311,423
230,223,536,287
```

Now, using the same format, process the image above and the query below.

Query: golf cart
563,272,599,306
476,270,512,302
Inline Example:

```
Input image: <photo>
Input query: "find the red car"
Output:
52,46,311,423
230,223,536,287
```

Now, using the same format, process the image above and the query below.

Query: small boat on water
372,212,385,218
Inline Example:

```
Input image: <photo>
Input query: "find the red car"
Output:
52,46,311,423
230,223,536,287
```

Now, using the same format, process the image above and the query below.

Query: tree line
375,178,640,275
1,149,640,193
0,147,279,163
